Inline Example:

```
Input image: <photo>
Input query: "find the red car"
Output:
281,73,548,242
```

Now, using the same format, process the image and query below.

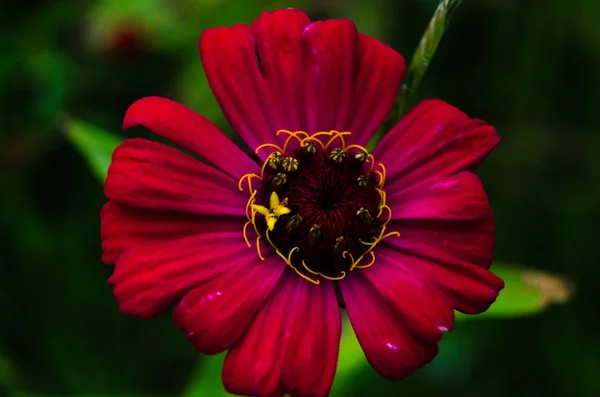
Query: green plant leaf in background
63,118,123,183
456,263,573,320
181,354,230,397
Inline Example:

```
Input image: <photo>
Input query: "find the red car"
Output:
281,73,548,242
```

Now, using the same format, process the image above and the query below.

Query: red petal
340,272,439,380
123,96,259,179
378,247,503,314
374,99,499,188
200,23,284,158
348,34,405,146
300,19,358,134
251,9,312,132
358,252,455,341
104,138,248,215
100,201,242,264
280,276,340,397
109,232,248,319
385,214,496,269
173,251,285,355
388,172,491,221
222,271,295,397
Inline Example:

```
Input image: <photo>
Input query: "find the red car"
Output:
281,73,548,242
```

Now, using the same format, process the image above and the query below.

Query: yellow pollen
251,191,291,231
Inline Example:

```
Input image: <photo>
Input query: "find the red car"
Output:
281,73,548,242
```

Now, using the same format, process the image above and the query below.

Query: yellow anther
282,157,299,172
266,151,282,170
329,147,345,164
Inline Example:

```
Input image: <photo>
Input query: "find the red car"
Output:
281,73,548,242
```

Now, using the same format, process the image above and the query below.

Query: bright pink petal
201,10,405,150
123,96,259,179
104,138,248,215
358,253,455,341
173,249,285,355
374,99,499,188
385,214,496,269
388,172,491,221
109,231,247,319
340,272,439,381
100,201,242,264
377,246,503,314
280,276,340,397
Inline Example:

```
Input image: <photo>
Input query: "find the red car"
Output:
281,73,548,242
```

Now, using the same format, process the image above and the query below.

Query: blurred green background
1,0,597,396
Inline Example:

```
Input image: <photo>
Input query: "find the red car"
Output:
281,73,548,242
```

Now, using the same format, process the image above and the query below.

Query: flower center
239,130,399,284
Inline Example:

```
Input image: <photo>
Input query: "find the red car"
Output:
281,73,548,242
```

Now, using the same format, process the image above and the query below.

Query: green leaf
0,350,17,388
63,119,123,183
181,355,232,397
330,315,370,396
456,263,573,320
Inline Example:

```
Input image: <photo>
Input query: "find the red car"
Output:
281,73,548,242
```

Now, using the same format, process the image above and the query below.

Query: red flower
101,9,503,397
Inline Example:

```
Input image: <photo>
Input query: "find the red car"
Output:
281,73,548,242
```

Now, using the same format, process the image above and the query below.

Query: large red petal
173,250,285,355
280,277,340,397
378,247,503,314
300,19,358,134
388,172,492,221
200,22,283,158
374,99,499,188
340,272,439,380
358,253,455,341
221,270,296,397
100,201,242,264
251,9,312,133
122,96,259,179
104,138,248,216
347,33,405,146
109,231,248,319
385,214,496,269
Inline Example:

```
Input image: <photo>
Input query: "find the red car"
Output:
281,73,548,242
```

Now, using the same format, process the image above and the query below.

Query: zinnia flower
101,8,504,397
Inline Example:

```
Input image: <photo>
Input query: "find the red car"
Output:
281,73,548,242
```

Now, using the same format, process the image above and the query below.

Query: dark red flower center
239,130,398,284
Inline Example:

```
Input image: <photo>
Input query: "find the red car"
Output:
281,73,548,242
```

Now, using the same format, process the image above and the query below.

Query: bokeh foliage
1,0,597,396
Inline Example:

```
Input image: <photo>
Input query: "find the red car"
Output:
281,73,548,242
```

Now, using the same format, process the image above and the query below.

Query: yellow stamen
300,136,326,150
353,251,376,269
276,129,309,154
325,131,351,149
255,235,265,260
242,220,252,248
377,162,387,188
255,142,283,155
301,259,347,281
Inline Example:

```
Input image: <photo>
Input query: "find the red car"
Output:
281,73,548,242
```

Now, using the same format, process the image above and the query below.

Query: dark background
1,0,598,396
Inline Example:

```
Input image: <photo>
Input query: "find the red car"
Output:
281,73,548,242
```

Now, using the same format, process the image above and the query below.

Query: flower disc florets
239,130,399,284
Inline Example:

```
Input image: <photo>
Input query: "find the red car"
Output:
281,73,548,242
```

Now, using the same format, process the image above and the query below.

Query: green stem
367,0,464,151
